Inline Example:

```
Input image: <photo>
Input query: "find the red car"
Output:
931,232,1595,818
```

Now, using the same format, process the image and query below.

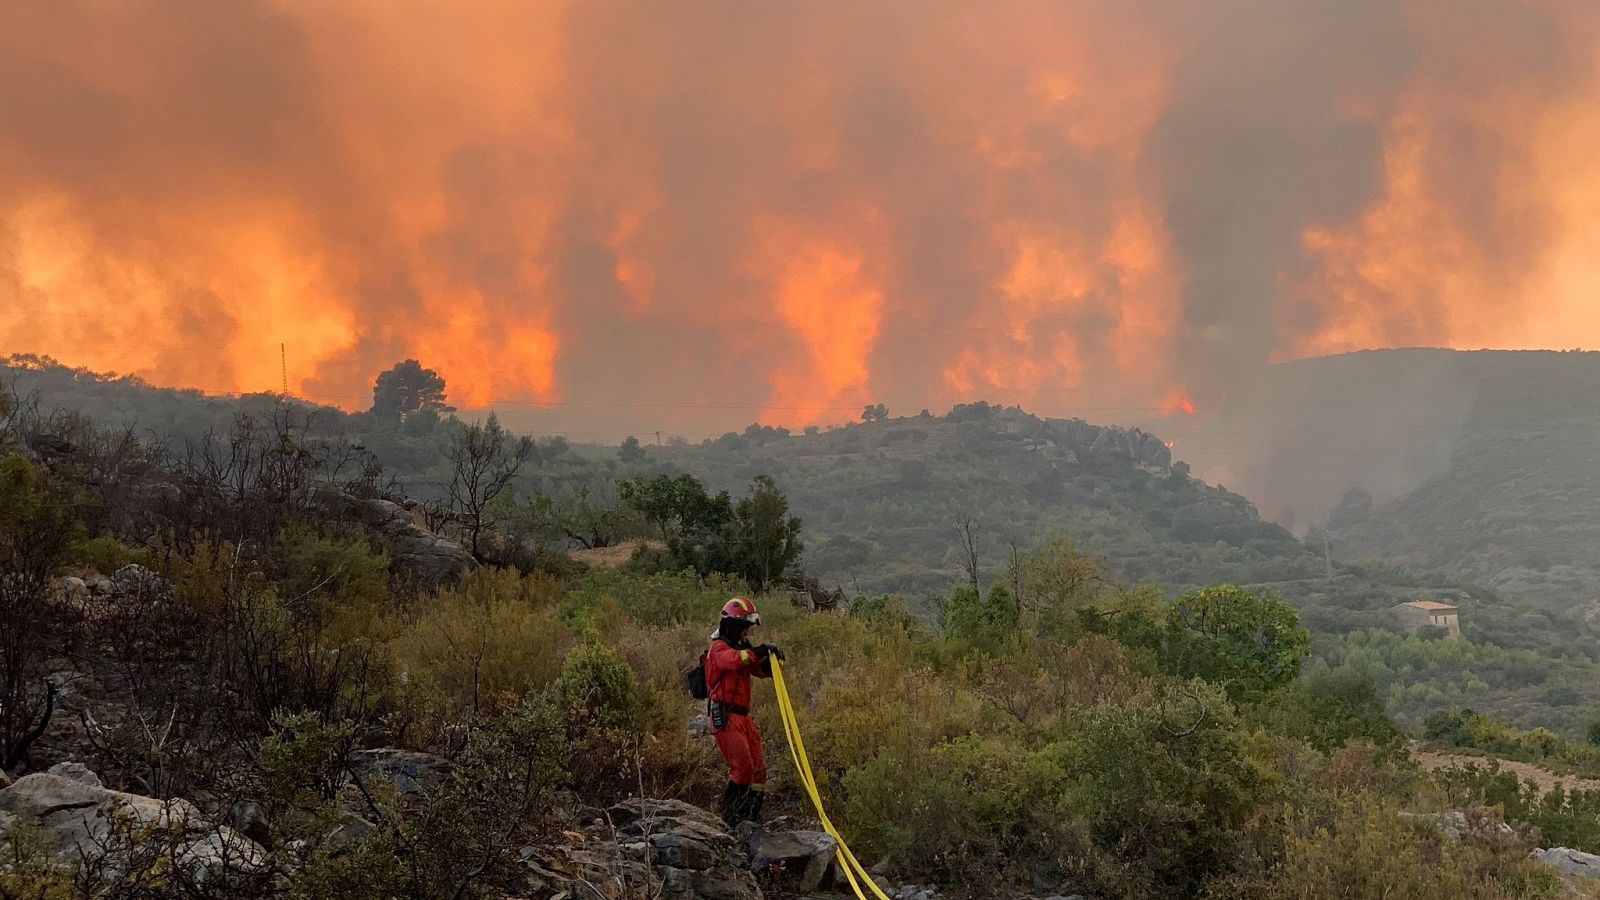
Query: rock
0,770,264,884
26,434,76,460
47,761,102,787
748,829,837,893
653,831,720,870
111,563,166,595
50,576,89,608
0,769,11,790
324,810,375,850
1401,808,1518,843
228,800,272,847
316,488,475,589
349,748,451,796
594,798,762,900
1534,847,1600,879
84,573,115,596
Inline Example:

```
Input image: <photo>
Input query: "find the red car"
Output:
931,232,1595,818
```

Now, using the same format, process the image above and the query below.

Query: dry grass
570,539,665,569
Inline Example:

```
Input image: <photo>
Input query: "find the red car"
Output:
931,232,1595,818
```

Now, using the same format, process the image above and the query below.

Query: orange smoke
1285,0,1600,358
2,1,1598,431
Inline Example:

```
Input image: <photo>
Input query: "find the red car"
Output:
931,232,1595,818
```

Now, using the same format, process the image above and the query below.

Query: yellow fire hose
771,659,893,900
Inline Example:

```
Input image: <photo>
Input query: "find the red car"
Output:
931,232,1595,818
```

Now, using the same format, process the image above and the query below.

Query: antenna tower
280,343,288,396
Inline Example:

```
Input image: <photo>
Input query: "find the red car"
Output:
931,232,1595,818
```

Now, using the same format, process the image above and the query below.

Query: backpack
683,650,710,700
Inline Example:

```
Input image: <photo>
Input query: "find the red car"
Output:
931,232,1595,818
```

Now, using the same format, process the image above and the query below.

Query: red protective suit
705,638,771,787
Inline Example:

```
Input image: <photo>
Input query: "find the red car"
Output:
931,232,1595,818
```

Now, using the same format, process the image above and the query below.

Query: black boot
721,781,749,825
745,788,765,824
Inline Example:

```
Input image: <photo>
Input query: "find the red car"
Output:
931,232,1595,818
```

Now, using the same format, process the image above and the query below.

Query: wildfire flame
1,2,1597,428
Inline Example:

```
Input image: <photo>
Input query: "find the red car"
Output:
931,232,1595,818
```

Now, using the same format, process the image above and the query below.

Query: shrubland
2,369,1600,897
9,354,1600,735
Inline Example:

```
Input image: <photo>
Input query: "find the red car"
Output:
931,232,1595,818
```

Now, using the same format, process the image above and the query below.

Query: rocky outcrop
1047,419,1172,471
612,799,761,900
1533,847,1600,879
348,748,452,797
110,563,165,595
528,799,762,900
316,488,475,589
0,764,264,886
1400,808,1518,843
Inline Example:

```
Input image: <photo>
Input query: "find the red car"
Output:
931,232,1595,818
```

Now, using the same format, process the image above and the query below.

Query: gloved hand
760,644,786,662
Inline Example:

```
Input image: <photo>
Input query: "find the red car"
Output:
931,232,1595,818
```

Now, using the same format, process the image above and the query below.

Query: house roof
1398,600,1458,612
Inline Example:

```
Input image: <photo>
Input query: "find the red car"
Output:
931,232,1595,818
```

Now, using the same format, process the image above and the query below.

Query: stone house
1392,600,1461,638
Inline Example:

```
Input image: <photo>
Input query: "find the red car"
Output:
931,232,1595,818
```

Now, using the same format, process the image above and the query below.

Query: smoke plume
3,0,1598,445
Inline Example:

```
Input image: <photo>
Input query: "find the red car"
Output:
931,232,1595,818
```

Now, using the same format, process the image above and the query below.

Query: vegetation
4,357,1600,897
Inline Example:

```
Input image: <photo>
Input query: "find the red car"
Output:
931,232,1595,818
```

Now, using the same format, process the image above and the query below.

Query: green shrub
561,642,638,729
259,711,356,804
392,568,568,719
0,822,75,900
71,534,149,574
1052,682,1262,895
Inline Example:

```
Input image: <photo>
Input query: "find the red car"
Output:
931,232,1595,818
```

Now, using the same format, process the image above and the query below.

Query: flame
1283,0,1600,357
1,1,1597,427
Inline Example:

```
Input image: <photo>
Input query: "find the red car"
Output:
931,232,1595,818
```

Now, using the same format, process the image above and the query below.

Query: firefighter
706,596,784,824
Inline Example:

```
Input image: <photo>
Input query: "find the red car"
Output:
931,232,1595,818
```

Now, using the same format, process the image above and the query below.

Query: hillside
8,353,1600,733
652,403,1318,599
1313,350,1600,615
2,379,1596,898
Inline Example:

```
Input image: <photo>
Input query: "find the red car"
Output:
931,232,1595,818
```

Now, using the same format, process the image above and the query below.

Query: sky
3,0,1599,442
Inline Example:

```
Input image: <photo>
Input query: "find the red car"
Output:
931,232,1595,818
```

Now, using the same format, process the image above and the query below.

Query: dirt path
1412,746,1600,793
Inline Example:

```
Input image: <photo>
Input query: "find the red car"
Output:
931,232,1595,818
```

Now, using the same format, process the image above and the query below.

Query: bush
71,534,150,574
561,642,638,729
1052,683,1262,894
392,568,567,722
1218,799,1561,899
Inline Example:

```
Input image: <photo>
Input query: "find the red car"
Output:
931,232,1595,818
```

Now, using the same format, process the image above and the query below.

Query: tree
617,435,646,464
619,473,718,541
0,455,81,768
943,583,1019,652
446,414,533,557
1166,585,1311,693
730,475,803,592
861,403,888,423
954,514,980,594
371,359,454,422
1019,537,1105,621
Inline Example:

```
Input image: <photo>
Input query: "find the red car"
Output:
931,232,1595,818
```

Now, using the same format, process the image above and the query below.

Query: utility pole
654,430,662,447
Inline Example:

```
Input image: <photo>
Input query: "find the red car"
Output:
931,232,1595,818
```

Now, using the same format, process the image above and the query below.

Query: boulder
47,760,102,787
1533,847,1600,879
324,810,376,851
316,489,475,589
228,799,272,847
604,798,762,900
747,829,836,893
111,563,166,595
50,576,89,608
0,770,264,885
349,748,451,797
